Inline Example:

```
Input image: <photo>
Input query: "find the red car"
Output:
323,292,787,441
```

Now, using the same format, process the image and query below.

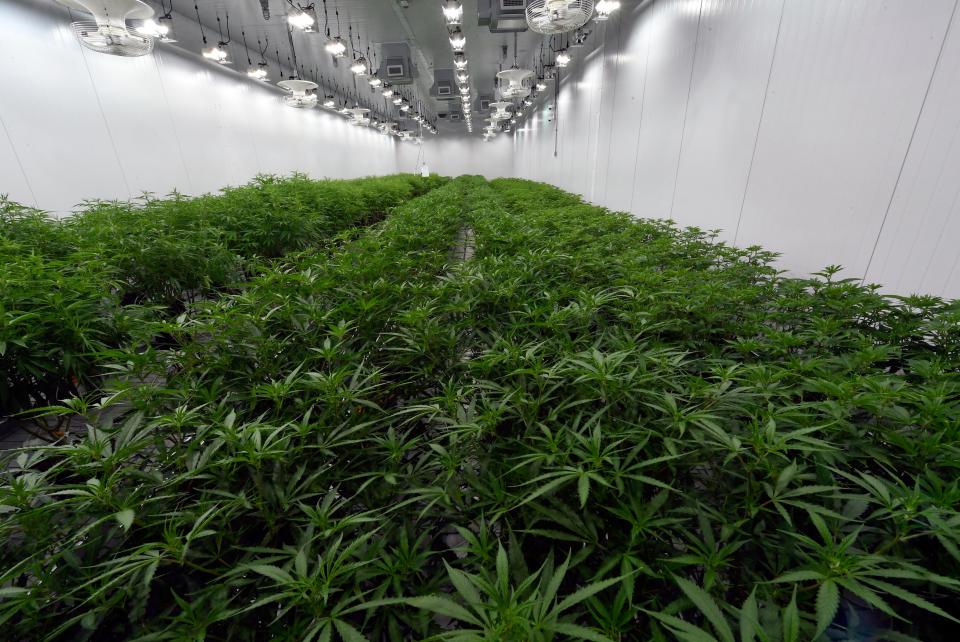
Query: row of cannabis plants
0,173,445,420
2,176,959,641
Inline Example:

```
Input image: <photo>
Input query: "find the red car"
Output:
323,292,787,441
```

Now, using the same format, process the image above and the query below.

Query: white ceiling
169,1,553,124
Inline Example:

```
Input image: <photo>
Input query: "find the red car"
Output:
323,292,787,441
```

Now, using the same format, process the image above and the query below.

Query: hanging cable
257,36,269,66
216,10,231,46
194,1,207,47
242,29,252,66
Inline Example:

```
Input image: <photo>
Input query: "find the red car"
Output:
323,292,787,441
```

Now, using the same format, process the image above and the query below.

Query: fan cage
71,21,154,57
525,0,595,35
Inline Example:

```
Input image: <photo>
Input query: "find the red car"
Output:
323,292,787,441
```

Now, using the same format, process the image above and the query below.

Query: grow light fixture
325,37,347,57
203,45,229,64
456,71,469,84
350,57,369,76
442,0,464,25
136,18,173,41
288,10,315,31
449,28,466,51
346,106,371,120
247,66,268,81
556,49,571,67
193,4,234,64
382,86,394,98
454,53,468,70
368,76,383,88
594,0,620,20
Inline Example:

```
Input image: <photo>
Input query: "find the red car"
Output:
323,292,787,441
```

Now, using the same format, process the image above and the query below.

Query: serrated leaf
333,619,369,642
783,588,799,642
675,576,735,642
405,596,481,626
114,509,135,531
739,588,759,642
248,564,293,584
445,563,483,608
814,580,838,638
548,622,617,642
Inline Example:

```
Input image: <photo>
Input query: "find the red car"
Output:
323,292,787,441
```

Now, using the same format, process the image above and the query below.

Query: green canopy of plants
0,174,445,416
1,176,959,641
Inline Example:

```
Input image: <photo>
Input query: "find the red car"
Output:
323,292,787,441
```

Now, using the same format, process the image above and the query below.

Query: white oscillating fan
526,0,595,34
496,66,535,100
278,79,319,108
490,101,513,121
56,0,155,56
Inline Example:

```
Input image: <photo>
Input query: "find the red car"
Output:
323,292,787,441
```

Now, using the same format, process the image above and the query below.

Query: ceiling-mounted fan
56,0,155,56
526,0,595,34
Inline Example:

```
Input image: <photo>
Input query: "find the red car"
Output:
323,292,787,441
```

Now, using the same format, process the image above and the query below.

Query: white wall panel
591,14,627,205
509,0,960,298
601,2,651,211
0,115,35,207
412,136,514,180
80,46,191,199
629,0,702,219
672,0,784,238
736,0,956,279
864,3,960,299
0,1,127,213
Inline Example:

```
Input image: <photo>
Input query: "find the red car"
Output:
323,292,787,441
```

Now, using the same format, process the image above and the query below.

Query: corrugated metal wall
513,0,960,298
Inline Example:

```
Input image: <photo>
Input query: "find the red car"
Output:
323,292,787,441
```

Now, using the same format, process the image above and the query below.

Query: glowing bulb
323,96,336,108
393,96,403,105
454,53,468,70
350,57,368,75
536,81,547,91
288,10,315,31
595,0,621,20
449,28,466,51
442,0,463,25
459,85,470,95
325,37,347,57
203,46,228,64
137,18,169,39
368,76,382,87
556,50,571,67
456,72,469,84
382,86,394,97
247,66,268,81
523,98,533,106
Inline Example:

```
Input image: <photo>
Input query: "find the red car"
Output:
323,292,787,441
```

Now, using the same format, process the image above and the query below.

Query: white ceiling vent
378,43,415,85
479,0,530,33
431,69,458,101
